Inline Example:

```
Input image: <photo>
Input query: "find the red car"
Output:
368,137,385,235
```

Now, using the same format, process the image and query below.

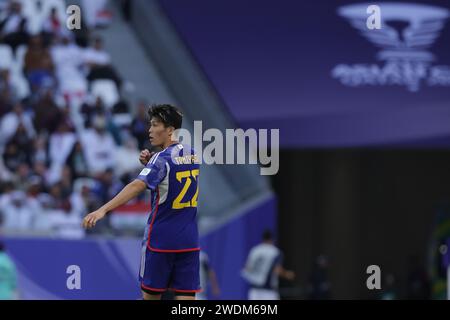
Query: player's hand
284,270,296,281
82,209,107,229
139,149,153,166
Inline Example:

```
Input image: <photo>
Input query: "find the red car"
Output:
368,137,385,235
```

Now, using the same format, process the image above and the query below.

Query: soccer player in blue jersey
82,104,201,300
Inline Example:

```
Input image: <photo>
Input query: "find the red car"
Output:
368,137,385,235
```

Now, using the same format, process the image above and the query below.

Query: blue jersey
136,143,200,252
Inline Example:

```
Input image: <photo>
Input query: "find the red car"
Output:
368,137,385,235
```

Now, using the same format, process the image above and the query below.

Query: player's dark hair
0,241,4,251
262,229,273,241
148,104,183,129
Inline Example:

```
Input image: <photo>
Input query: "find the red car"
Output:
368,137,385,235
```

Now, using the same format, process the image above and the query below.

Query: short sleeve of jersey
136,153,167,190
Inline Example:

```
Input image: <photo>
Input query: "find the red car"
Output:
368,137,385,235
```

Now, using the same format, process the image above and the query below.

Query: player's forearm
100,180,145,214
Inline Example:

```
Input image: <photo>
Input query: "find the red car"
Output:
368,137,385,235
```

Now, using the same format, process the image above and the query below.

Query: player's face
148,118,170,147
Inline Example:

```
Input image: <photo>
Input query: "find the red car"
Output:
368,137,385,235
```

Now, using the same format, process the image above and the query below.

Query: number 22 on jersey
172,169,199,209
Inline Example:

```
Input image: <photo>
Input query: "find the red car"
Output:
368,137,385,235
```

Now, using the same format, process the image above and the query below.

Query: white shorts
248,288,280,300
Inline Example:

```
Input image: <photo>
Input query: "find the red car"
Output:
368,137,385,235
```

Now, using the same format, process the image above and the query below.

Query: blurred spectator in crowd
0,102,35,146
0,79,15,118
84,36,122,89
9,120,34,153
32,161,49,185
0,181,14,208
15,162,32,191
0,158,14,181
33,193,55,232
41,7,66,46
111,100,132,129
31,135,48,165
81,96,106,128
1,190,35,231
241,230,295,300
24,35,54,92
50,198,85,239
81,115,117,175
86,169,123,234
112,99,129,115
6,120,34,164
32,88,62,135
81,0,112,29
0,241,18,300
71,178,98,219
24,176,45,223
92,168,123,204
307,255,331,300
80,95,121,144
48,182,66,208
197,251,221,300
60,165,74,197
26,175,45,199
51,35,87,101
50,182,70,209
0,1,145,238
131,100,149,150
49,120,76,167
115,134,141,177
47,120,77,184
406,255,431,300
0,69,17,106
0,0,29,52
66,141,89,180
3,130,32,174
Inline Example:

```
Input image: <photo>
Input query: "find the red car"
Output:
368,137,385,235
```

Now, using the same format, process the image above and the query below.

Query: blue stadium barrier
2,193,276,300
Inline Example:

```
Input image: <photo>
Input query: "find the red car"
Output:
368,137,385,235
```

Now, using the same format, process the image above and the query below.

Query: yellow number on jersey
172,170,199,209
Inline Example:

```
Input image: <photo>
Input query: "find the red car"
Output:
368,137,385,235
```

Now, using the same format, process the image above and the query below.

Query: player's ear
167,126,175,136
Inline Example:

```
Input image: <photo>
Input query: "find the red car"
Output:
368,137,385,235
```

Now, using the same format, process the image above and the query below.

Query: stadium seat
18,0,41,34
10,70,31,99
0,44,13,70
14,44,27,70
90,79,120,109
112,114,133,127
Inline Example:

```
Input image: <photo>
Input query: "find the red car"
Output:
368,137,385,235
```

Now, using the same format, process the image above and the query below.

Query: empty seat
90,79,119,109
17,0,41,34
10,70,30,99
14,44,27,70
0,44,13,70
112,114,132,128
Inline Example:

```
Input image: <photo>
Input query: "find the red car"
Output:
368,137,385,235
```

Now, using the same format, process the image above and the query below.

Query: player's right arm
83,152,166,229
82,179,146,229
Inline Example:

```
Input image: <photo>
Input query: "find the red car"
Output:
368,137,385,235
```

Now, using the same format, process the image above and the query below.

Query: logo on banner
332,3,450,92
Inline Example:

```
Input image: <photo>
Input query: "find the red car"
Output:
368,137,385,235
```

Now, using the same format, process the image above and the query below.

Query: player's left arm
274,264,296,280
273,252,296,280
83,179,146,229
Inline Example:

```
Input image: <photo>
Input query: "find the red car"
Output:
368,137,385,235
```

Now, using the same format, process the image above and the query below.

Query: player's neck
162,139,179,149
